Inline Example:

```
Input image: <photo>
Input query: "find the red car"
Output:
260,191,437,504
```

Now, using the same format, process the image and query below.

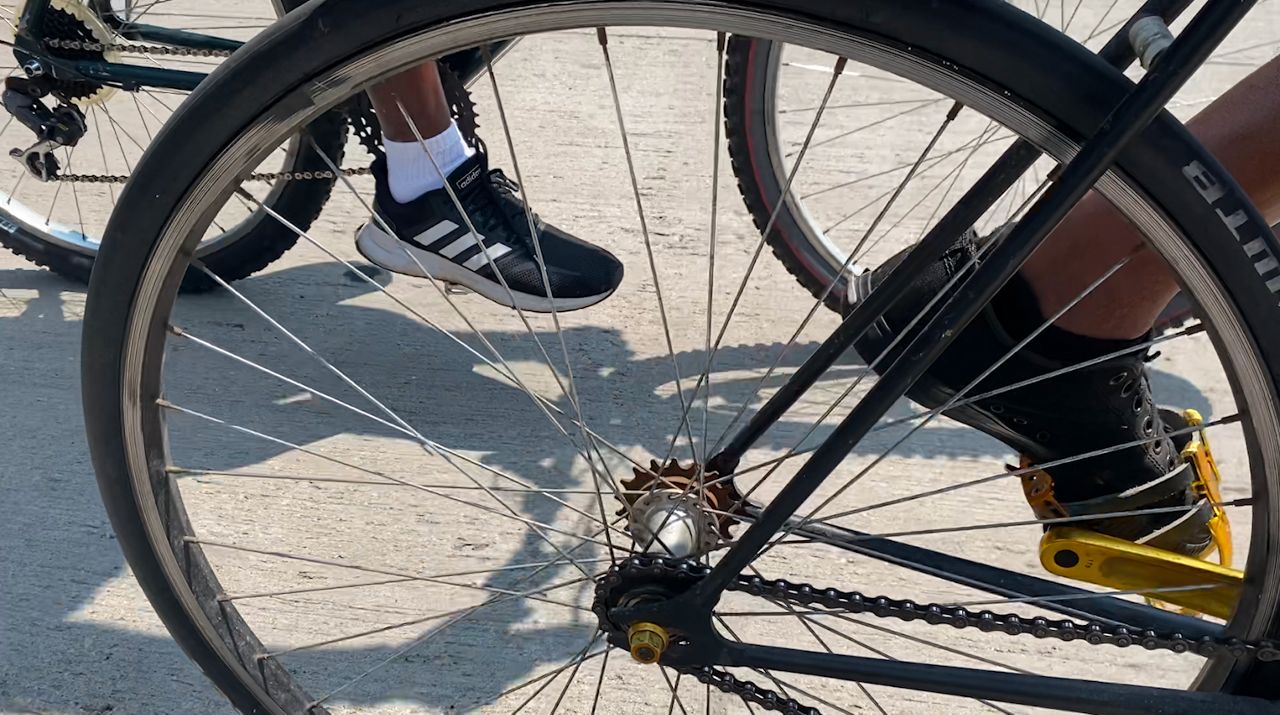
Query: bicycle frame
11,0,515,92
613,0,1273,712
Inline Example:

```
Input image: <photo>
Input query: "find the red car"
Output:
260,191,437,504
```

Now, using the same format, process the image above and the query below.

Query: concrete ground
2,1,1280,714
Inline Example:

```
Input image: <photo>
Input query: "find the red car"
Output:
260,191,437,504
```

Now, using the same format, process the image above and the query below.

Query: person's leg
367,62,453,140
1021,54,1280,339
846,56,1280,556
366,62,474,204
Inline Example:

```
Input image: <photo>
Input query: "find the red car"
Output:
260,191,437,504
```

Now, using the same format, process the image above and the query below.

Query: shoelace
463,168,544,254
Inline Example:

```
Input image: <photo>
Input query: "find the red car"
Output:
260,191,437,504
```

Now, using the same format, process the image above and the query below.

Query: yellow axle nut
628,622,669,664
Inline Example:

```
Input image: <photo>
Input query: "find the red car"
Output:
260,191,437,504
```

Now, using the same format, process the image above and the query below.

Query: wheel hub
618,459,745,557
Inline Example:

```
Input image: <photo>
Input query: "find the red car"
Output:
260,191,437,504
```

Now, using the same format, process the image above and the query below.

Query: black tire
83,0,1280,710
723,36,850,313
0,2,346,293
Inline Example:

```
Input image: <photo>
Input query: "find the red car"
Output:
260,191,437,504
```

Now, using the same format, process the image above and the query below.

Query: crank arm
1040,527,1241,620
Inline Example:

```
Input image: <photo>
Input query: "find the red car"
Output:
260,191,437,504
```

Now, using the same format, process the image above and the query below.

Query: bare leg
366,62,452,141
1021,54,1280,339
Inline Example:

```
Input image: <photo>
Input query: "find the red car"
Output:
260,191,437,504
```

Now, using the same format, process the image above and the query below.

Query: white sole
355,223,614,313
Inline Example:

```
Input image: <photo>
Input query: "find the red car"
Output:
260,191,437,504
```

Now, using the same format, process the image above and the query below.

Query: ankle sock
384,122,474,203
993,273,1144,364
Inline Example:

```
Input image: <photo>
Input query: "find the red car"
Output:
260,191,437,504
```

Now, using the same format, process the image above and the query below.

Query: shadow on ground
0,264,1213,714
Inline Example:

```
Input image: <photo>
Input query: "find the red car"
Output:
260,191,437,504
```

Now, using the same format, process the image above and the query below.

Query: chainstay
600,555,1280,715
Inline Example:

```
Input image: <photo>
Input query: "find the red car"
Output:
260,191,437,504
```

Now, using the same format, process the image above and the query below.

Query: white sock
384,122,474,203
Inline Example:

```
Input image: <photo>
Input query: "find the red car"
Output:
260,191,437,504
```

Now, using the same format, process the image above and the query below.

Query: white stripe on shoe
438,233,478,258
462,243,512,271
412,219,460,247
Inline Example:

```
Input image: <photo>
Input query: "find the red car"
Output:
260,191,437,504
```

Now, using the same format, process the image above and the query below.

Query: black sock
992,273,1144,364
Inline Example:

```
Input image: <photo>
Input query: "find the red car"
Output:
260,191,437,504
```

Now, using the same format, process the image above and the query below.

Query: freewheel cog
17,0,120,106
618,459,746,541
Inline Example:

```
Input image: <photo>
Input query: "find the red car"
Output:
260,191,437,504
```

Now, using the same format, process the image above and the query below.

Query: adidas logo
457,165,482,190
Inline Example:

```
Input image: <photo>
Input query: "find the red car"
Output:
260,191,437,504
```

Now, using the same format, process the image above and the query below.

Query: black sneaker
845,231,1212,555
357,153,624,312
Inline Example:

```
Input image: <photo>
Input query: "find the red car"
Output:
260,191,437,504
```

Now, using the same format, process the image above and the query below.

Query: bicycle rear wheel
84,0,1280,713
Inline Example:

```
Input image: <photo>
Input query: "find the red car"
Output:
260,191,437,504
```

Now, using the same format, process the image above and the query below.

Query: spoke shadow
0,263,1214,714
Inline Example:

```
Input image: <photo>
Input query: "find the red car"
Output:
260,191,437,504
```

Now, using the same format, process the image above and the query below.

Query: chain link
46,37,234,58
597,555,1280,715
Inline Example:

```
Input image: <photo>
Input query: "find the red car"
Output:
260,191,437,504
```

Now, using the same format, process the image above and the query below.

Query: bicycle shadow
0,263,1214,714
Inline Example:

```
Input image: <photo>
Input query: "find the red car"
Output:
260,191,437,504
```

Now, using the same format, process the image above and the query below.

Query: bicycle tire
82,0,1280,711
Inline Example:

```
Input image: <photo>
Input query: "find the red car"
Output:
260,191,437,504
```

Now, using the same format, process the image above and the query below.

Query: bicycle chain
50,166,373,184
598,555,1280,715
45,37,234,58
42,38,373,183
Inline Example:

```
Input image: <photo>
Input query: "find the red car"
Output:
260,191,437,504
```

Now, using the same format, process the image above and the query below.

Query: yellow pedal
1023,408,1238,619
1180,408,1233,568
1039,527,1241,620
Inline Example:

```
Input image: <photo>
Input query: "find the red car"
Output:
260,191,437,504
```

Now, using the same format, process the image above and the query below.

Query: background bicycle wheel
2,1,1280,714
0,0,346,290
730,0,1280,318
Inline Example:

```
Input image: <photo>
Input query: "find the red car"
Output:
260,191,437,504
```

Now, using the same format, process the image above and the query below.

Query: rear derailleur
2,74,87,182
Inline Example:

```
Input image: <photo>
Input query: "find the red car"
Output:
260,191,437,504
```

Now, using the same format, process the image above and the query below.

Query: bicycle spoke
702,110,984,463
162,401,626,554
728,321,1199,482
820,414,1241,523
661,669,691,715
790,99,944,158
589,648,611,715
195,538,596,615
509,633,603,715
480,52,621,561
662,54,847,466
549,631,605,715
309,519,618,707
597,28,698,462
765,254,1138,546
703,32,728,462
801,497,1249,544
62,147,85,238
170,325,629,541
196,204,626,493
261,575,594,659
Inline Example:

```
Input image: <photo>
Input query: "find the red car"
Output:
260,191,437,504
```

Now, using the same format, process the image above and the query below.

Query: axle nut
627,622,669,664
